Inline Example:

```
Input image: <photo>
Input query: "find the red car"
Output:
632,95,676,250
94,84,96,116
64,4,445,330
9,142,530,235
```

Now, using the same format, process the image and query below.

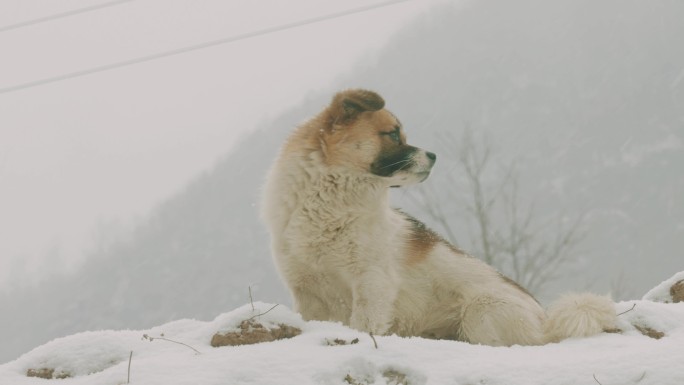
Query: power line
0,0,413,95
0,0,135,33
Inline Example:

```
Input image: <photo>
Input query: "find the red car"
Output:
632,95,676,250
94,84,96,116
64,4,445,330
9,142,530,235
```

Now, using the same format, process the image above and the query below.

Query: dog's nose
426,151,436,161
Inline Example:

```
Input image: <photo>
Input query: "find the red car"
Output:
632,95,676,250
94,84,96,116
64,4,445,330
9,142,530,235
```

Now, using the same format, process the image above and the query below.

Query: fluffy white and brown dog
262,89,616,346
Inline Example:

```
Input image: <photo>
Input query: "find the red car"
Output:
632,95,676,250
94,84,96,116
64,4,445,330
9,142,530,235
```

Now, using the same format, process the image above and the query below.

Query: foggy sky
0,0,447,290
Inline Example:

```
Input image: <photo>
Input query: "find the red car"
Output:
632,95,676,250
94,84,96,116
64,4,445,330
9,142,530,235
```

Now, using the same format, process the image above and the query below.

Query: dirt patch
383,369,410,385
325,338,360,346
345,370,410,385
344,374,366,385
26,368,71,379
211,319,301,347
670,280,684,303
634,325,665,340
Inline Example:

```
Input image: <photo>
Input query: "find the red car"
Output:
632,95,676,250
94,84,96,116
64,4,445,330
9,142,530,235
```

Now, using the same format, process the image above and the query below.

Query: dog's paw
349,312,390,335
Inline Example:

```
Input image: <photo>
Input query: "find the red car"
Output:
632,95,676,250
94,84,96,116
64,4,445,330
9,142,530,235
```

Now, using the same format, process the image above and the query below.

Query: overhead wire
0,0,135,33
0,0,413,95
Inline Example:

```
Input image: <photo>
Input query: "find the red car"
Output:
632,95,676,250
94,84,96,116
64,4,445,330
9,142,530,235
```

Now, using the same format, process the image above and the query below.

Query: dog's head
320,89,436,187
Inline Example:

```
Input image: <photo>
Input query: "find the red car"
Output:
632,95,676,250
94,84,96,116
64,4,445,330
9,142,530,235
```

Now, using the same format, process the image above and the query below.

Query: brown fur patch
211,319,301,347
322,108,402,170
282,90,385,160
400,211,467,266
670,280,684,303
286,89,410,176
402,213,440,266
364,108,403,137
327,91,397,159
329,89,384,125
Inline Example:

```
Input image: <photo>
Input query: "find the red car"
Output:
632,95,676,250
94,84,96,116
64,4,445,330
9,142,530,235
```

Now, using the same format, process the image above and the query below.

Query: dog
261,89,616,346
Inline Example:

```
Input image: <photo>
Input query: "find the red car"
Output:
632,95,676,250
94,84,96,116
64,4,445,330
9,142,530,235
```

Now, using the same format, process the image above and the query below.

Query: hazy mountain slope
346,0,684,295
0,106,305,363
3,0,683,363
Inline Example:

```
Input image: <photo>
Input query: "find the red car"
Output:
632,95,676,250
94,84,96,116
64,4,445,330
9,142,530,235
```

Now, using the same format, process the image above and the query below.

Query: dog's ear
328,89,385,125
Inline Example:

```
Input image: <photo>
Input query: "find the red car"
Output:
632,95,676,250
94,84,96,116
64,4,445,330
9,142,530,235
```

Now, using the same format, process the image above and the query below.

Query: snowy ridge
2,277,684,385
643,271,684,303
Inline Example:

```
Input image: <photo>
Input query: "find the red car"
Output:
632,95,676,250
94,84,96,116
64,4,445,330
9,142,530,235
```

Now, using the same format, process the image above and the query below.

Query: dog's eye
383,127,401,144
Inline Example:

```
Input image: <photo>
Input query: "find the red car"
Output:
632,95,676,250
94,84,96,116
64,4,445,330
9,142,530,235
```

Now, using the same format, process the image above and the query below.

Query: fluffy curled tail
544,292,617,343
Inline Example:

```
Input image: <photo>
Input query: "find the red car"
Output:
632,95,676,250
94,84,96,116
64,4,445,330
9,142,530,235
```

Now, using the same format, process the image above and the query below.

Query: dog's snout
426,151,436,162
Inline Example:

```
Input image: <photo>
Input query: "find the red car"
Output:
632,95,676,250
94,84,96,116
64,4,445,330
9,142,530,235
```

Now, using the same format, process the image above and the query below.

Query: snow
2,277,684,385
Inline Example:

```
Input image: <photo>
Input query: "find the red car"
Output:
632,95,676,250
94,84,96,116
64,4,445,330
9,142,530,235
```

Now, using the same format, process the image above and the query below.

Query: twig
369,332,378,349
142,334,201,355
127,351,132,384
249,286,255,312
617,303,637,316
593,374,603,385
247,304,280,321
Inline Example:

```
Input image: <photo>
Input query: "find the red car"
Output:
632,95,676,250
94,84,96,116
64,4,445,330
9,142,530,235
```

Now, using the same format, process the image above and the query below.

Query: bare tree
608,269,637,301
405,128,585,296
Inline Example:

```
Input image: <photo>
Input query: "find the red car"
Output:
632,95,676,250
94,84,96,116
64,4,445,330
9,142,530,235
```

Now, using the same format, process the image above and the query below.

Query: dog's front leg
349,271,397,335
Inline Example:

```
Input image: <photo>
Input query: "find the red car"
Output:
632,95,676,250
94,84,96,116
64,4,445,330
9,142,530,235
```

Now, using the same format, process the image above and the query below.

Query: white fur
545,293,617,342
261,94,616,346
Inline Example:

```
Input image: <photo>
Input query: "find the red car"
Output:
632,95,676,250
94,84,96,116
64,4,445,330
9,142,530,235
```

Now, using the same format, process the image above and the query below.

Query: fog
0,0,447,362
2,0,683,364
0,0,438,288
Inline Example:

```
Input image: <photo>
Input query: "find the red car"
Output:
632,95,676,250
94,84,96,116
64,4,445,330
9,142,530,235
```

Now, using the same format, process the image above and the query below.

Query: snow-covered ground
2,273,683,385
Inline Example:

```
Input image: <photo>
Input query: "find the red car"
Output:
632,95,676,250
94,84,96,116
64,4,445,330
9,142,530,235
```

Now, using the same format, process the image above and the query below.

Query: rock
670,280,684,303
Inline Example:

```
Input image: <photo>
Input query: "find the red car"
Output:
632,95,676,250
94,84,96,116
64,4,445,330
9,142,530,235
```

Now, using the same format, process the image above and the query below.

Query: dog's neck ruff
303,164,388,215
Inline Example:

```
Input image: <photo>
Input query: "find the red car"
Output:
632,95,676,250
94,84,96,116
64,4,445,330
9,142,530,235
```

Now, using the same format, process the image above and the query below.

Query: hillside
2,0,684,363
